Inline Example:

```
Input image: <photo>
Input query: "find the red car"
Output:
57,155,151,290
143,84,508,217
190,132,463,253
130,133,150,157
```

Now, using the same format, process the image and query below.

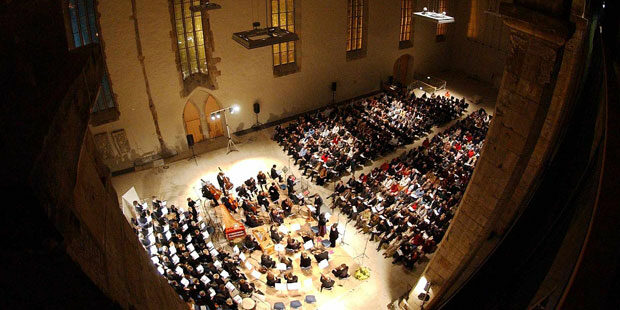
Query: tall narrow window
66,0,119,125
170,0,219,94
270,0,298,75
399,0,414,49
436,0,448,42
346,0,367,60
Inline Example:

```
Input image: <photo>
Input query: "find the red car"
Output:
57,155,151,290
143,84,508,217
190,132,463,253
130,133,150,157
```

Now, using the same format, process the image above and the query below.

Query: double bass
206,181,222,200
223,176,234,191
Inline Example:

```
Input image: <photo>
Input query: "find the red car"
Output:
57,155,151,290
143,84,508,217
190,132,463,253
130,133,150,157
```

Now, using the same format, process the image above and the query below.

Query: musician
257,191,270,212
266,271,279,287
320,274,335,291
245,177,258,196
318,213,327,237
257,171,267,190
245,213,262,228
284,272,298,283
332,263,349,279
270,225,283,243
286,175,295,196
300,252,312,268
222,195,238,213
217,172,227,193
281,198,293,217
201,183,220,206
270,164,282,182
286,235,301,251
270,209,284,225
243,235,260,253
236,184,250,200
314,194,323,217
279,255,293,270
268,182,280,204
329,224,339,247
238,279,255,295
261,254,276,269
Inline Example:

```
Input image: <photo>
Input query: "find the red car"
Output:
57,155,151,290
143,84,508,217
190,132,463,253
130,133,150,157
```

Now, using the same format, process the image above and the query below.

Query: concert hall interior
2,1,619,310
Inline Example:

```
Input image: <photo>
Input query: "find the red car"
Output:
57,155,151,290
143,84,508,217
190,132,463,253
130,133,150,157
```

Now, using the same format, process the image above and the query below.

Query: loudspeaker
186,134,194,147
331,82,337,92
253,102,260,114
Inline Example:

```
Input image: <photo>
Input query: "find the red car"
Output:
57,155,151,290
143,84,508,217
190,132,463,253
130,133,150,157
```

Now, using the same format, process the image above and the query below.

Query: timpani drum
241,298,256,310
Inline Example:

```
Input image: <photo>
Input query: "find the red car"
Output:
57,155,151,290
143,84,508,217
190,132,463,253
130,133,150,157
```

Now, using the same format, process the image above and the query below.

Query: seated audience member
270,164,282,182
332,263,349,279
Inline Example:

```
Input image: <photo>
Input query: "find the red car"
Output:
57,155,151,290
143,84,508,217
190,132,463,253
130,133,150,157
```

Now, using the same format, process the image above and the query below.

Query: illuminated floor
111,74,497,309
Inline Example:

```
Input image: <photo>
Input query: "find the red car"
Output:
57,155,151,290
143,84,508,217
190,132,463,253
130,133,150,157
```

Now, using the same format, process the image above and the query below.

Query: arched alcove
204,95,224,139
183,102,204,143
393,54,413,86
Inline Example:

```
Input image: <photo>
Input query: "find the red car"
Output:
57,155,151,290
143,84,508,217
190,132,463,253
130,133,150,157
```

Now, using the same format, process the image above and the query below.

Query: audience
334,109,491,269
273,91,468,184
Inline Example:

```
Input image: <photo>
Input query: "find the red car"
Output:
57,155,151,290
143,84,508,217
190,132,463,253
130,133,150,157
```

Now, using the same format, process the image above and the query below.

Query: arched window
346,0,367,60
270,0,299,76
65,0,119,125
170,0,220,95
399,0,414,49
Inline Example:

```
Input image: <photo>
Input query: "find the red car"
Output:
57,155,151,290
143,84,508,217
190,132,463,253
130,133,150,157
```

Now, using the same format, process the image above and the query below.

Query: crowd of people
273,92,468,185
332,109,492,269
131,198,255,309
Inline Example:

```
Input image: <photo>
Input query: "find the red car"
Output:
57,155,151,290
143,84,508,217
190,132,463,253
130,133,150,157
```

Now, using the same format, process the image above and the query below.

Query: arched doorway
183,102,204,143
393,54,413,86
204,95,224,138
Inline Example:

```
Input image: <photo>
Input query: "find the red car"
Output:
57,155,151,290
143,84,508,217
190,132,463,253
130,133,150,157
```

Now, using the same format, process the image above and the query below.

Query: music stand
353,232,371,264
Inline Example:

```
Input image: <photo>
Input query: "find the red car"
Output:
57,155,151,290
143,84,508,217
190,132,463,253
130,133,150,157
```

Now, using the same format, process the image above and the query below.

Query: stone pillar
401,1,586,308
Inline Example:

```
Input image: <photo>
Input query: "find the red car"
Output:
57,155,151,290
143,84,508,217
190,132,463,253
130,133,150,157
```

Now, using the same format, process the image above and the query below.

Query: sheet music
196,265,204,274
213,260,222,268
251,270,262,279
220,270,229,279
275,282,286,291
278,225,289,234
318,259,329,269
233,295,243,304
274,244,285,252
233,245,240,254
200,275,211,284
303,240,314,250
290,223,301,231
244,261,253,270
239,252,247,261
207,241,214,249
175,266,183,275
190,251,199,260
187,244,195,252
225,282,235,291
287,282,301,290
276,263,287,271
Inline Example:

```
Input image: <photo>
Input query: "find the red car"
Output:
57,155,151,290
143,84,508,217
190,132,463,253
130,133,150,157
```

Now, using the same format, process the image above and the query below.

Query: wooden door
393,54,412,86
204,95,224,138
183,102,204,143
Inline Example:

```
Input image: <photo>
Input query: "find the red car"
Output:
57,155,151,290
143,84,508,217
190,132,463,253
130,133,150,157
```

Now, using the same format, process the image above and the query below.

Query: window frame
169,0,220,95
63,0,120,126
269,0,300,76
346,0,368,61
399,0,414,49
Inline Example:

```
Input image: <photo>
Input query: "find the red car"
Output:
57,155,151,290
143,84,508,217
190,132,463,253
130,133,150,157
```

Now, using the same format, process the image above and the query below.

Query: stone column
401,1,586,308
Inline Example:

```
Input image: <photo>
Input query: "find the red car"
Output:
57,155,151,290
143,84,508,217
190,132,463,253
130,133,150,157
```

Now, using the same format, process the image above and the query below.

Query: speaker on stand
186,134,198,166
252,101,263,128
331,82,337,104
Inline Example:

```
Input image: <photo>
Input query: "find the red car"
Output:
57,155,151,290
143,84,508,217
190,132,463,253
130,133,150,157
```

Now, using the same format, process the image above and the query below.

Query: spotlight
211,114,215,120
427,76,431,79
233,105,240,113
442,11,446,15
216,112,221,119
423,7,428,14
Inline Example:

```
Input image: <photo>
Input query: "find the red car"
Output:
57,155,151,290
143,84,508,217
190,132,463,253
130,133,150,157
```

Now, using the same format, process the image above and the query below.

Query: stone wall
401,1,587,308
91,0,452,171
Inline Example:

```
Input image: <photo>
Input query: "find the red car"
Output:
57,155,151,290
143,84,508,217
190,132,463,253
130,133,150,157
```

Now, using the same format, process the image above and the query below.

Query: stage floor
111,72,497,309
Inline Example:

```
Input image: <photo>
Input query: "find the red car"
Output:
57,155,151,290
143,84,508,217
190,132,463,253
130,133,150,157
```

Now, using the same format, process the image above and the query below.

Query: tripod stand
223,112,238,154
188,144,199,165
353,232,371,264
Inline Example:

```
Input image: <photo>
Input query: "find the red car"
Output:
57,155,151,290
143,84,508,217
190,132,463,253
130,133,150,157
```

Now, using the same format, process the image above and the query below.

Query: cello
207,183,222,200
223,176,234,191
